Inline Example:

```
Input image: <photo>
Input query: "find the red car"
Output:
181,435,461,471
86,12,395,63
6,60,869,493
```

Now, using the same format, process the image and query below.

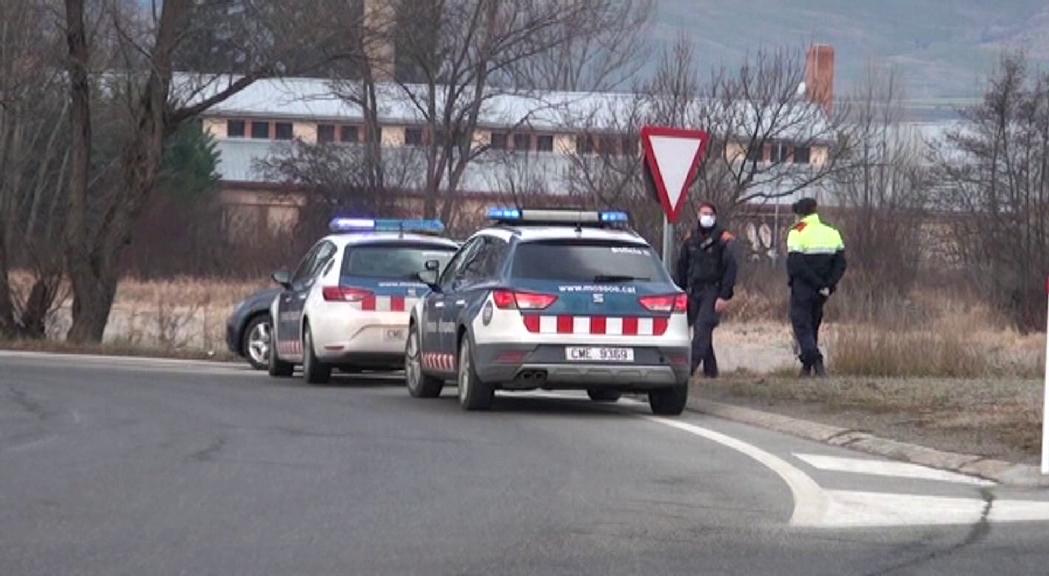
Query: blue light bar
487,208,522,220
600,211,629,223
329,218,445,234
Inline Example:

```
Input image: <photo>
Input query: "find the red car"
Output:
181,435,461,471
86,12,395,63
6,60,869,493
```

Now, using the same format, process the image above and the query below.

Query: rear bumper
225,319,242,356
473,342,690,390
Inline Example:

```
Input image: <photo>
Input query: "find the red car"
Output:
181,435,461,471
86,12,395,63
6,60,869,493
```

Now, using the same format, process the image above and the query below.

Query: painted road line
795,453,996,487
821,490,1049,528
645,416,829,527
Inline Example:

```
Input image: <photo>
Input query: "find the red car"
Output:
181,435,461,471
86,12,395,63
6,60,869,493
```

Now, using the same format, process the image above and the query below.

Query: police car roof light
329,218,445,234
487,208,630,227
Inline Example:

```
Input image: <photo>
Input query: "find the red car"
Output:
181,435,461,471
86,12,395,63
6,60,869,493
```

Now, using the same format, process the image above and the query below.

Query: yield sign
640,126,710,223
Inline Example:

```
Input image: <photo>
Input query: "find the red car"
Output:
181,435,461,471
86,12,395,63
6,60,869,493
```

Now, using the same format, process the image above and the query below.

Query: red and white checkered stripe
521,315,669,336
422,352,456,372
277,339,303,357
353,296,418,312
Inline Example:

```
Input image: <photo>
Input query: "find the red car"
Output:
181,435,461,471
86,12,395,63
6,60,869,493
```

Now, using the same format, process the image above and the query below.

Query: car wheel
268,333,294,378
648,384,688,416
406,323,443,398
302,323,331,385
242,315,272,370
457,336,492,411
587,389,622,403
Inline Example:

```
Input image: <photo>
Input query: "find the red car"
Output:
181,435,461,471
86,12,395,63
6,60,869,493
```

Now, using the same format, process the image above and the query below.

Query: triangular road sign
640,126,710,223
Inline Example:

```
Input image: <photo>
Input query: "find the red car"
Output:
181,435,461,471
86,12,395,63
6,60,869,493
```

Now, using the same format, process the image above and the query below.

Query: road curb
687,397,1049,488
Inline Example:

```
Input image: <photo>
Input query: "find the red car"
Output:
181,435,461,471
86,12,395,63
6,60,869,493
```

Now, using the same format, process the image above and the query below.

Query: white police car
405,209,692,414
269,218,458,384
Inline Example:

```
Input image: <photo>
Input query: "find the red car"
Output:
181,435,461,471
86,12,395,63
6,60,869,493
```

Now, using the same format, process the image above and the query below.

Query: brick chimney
364,0,395,82
804,44,834,115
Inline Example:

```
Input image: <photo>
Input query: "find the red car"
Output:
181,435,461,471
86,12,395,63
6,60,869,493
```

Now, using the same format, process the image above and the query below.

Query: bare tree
834,65,931,304
693,46,851,214
510,0,654,92
385,0,599,227
0,0,70,338
933,52,1049,331
61,0,342,342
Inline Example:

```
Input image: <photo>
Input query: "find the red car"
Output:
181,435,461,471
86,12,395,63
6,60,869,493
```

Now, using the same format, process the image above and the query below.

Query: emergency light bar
486,208,630,227
328,218,446,234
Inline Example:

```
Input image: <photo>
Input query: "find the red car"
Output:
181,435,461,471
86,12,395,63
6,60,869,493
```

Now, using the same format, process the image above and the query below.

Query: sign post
639,126,710,270
1043,277,1049,475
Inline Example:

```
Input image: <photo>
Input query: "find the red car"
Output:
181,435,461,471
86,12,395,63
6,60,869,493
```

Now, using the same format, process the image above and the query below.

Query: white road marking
820,491,1049,528
521,392,1049,529
795,453,995,487
644,416,828,527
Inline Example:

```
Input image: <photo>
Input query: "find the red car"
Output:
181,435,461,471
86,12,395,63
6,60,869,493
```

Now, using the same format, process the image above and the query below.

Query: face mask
699,214,717,229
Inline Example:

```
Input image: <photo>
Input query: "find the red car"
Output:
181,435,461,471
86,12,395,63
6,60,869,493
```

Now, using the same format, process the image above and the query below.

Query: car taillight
492,290,558,310
640,293,688,313
322,286,373,303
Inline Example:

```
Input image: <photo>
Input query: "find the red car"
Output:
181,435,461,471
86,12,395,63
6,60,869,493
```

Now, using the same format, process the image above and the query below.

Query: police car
268,218,458,384
405,209,692,414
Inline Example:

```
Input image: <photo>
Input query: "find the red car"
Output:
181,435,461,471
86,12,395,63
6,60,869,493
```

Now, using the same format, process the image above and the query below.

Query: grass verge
697,374,1043,465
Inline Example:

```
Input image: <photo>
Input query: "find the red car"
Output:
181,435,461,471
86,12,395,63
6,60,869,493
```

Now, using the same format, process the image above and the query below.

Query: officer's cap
792,198,818,216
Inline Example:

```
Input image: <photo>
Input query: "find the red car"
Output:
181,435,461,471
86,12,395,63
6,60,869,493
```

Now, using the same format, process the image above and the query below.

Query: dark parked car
226,288,281,370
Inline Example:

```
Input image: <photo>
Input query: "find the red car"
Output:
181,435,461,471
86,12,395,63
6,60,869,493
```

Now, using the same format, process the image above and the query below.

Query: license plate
565,347,634,362
383,329,405,342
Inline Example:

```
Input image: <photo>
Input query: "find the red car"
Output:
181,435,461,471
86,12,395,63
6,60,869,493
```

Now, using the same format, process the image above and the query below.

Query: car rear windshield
341,243,456,279
511,240,668,283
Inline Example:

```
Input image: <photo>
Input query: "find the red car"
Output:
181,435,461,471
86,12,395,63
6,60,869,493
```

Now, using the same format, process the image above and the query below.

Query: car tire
457,336,492,411
406,323,443,398
268,333,294,378
242,314,272,371
302,323,331,385
587,389,622,403
648,384,688,416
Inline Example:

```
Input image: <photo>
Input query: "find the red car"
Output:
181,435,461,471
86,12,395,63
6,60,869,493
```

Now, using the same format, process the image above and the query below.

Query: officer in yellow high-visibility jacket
786,198,846,377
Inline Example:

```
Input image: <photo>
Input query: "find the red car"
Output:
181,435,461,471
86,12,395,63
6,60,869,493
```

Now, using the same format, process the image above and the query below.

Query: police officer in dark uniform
675,202,738,378
787,198,846,377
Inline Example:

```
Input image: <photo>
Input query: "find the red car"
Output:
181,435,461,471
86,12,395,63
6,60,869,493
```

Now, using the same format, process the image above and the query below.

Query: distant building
198,45,839,243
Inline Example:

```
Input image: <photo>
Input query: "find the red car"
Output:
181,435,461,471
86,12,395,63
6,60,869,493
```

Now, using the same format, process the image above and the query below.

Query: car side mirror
271,269,292,289
417,269,440,292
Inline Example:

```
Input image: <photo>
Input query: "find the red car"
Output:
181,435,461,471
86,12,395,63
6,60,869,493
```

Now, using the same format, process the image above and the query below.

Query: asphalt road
3,352,1049,575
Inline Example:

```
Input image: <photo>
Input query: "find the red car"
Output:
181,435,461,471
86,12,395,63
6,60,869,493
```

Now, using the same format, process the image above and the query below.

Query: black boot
813,358,827,378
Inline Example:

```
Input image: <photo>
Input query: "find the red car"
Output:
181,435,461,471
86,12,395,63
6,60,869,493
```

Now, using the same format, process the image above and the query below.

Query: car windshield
341,243,455,279
510,240,668,283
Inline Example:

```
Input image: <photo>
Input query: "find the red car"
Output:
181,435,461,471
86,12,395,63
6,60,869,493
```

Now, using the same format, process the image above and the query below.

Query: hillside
653,0,1049,98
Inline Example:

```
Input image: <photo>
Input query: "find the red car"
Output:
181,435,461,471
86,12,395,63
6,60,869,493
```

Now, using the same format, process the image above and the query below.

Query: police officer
787,198,846,377
675,202,737,378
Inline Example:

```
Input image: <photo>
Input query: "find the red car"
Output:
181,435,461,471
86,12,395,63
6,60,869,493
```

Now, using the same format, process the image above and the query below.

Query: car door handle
434,302,446,309
455,300,467,307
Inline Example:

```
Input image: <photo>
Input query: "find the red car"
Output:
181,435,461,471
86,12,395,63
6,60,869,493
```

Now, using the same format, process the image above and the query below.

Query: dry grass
44,277,269,353
700,374,1043,463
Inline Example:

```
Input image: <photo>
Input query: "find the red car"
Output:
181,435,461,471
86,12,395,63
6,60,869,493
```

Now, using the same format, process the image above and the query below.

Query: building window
490,132,508,150
536,134,554,152
227,119,245,138
339,125,359,143
745,143,764,163
513,133,531,152
770,143,790,163
621,136,638,156
274,122,293,140
250,121,270,139
405,127,424,146
576,135,595,155
317,124,336,144
597,135,620,155
793,145,811,165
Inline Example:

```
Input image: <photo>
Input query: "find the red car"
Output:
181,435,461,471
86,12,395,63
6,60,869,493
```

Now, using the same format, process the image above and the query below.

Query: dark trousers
790,286,826,367
688,286,720,377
